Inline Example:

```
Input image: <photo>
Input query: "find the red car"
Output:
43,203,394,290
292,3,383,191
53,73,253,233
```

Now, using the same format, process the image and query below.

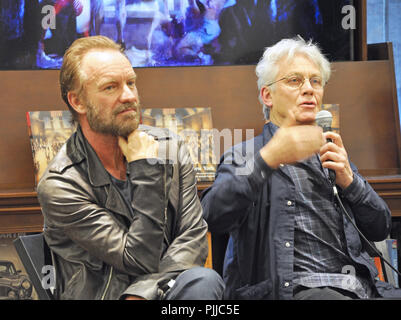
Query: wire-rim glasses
266,74,325,90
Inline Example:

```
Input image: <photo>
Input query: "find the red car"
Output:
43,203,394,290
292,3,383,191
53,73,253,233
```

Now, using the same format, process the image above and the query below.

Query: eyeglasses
266,74,324,90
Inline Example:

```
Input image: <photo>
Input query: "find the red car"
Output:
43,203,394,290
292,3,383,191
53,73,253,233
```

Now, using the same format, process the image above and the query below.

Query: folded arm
38,159,168,278
121,140,209,300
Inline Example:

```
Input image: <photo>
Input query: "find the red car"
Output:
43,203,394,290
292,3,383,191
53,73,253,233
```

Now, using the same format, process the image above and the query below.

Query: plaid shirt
203,121,393,299
287,154,373,298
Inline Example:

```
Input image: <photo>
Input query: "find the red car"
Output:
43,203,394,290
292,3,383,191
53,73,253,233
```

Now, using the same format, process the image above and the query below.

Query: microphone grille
315,110,332,131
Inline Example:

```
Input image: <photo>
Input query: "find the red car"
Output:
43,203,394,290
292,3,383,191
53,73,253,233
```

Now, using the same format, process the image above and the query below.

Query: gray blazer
37,125,208,300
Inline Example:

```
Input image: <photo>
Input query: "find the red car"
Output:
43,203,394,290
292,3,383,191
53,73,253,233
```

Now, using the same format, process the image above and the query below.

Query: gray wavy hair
255,36,332,120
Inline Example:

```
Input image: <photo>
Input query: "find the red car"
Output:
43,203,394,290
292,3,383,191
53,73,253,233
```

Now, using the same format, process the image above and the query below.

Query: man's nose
300,78,314,94
120,84,138,103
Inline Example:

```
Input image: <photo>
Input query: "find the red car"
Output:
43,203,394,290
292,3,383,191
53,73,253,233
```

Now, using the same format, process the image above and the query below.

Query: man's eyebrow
128,74,137,81
292,71,321,76
95,72,137,87
283,72,321,78
97,78,117,87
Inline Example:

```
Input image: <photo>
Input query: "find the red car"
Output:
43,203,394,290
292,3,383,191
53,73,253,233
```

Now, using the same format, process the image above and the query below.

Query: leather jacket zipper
163,165,170,246
101,266,113,300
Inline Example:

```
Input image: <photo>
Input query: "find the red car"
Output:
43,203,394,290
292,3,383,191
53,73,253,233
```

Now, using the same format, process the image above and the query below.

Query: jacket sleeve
159,139,209,271
120,140,209,300
38,159,168,278
201,142,275,234
340,162,392,241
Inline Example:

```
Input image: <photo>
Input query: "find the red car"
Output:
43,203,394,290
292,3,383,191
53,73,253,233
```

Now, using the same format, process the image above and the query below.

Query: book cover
26,110,77,186
386,239,399,288
27,108,216,184
0,233,38,300
320,104,340,133
141,107,216,182
375,239,396,286
373,257,385,282
204,232,213,270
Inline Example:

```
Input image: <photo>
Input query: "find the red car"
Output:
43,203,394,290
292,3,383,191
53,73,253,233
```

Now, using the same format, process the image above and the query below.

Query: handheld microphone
315,110,336,185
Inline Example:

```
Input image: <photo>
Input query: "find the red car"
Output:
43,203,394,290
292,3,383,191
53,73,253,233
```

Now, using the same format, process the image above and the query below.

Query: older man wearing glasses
201,37,401,300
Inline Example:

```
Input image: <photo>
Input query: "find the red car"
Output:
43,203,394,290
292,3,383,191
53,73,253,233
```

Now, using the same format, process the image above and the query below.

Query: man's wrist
260,144,279,169
126,153,150,162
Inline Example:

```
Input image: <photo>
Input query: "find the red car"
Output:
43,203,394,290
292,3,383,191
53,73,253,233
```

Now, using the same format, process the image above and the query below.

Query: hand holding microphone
315,110,353,189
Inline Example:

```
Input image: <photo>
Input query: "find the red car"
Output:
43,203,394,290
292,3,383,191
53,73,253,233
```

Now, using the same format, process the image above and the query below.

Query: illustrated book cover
27,107,216,185
386,239,399,287
374,239,397,287
141,107,216,182
26,110,77,186
0,233,38,300
320,104,340,133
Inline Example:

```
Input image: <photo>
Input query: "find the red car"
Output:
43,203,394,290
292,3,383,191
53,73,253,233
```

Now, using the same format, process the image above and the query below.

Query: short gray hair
255,36,331,120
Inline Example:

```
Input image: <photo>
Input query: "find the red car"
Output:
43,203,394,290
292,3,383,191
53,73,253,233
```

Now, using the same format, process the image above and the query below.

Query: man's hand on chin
118,130,159,162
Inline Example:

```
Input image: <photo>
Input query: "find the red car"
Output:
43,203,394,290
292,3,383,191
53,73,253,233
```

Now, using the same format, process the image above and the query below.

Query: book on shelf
204,232,213,269
27,107,216,185
26,110,77,186
374,238,399,287
386,239,399,288
320,104,340,133
141,107,216,182
373,256,385,282
0,233,38,300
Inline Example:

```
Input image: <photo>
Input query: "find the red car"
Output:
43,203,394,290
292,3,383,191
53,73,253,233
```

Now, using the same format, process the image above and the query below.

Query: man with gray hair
201,37,400,299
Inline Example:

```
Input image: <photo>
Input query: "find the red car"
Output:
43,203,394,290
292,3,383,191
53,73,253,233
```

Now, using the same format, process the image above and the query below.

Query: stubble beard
86,101,141,138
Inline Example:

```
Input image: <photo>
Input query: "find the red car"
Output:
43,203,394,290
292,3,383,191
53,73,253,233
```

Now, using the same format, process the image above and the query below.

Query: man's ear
260,86,273,108
67,91,86,115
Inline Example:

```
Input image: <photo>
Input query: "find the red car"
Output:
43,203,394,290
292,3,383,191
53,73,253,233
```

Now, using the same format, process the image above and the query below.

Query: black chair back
13,233,54,300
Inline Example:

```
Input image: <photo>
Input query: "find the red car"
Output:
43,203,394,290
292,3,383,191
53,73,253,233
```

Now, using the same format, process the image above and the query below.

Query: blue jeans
164,267,225,300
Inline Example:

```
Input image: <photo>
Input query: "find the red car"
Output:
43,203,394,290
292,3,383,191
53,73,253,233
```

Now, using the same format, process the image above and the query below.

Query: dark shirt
109,168,171,256
109,172,134,218
268,122,371,298
201,122,392,299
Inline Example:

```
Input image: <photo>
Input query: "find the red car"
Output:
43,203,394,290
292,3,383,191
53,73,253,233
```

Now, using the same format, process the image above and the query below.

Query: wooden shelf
0,175,400,234
365,175,401,217
0,189,43,234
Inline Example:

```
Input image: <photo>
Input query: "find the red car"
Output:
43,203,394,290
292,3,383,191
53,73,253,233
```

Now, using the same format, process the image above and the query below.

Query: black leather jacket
37,125,208,300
